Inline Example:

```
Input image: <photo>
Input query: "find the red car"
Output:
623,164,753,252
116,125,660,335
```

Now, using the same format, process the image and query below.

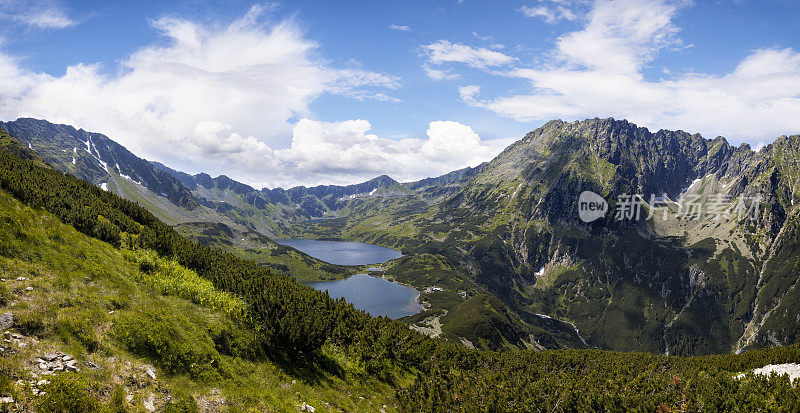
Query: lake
274,238,403,266
275,238,419,319
308,274,421,319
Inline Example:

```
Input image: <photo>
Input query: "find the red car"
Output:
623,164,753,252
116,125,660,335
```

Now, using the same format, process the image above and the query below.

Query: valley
3,118,800,410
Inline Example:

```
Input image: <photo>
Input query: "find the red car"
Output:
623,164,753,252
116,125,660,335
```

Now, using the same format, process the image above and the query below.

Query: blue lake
308,274,421,319
276,238,419,319
274,238,403,266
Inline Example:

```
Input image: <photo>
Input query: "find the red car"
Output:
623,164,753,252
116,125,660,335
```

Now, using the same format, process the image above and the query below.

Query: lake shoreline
281,239,422,319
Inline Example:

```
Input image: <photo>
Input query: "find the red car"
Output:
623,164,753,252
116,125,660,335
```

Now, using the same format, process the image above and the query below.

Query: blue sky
0,0,799,187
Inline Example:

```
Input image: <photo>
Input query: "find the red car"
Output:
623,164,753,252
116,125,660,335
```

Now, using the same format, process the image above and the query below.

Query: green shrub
123,249,245,318
0,358,15,397
55,311,101,352
162,389,198,413
38,374,99,412
112,309,221,380
104,385,128,413
0,283,9,307
13,308,46,336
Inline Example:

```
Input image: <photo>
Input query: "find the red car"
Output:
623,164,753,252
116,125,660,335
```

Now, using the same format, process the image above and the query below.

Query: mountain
3,124,800,411
9,116,800,356
283,118,800,355
0,118,199,211
0,118,360,282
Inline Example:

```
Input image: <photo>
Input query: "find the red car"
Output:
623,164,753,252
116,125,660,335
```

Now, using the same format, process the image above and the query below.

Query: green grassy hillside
0,189,401,411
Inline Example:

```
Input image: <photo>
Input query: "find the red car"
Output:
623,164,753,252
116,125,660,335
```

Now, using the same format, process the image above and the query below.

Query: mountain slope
0,119,356,282
0,176,400,411
4,125,800,411
0,118,199,210
286,118,800,355
11,116,800,356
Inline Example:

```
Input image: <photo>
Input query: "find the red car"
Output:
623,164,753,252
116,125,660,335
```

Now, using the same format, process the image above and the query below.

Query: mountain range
4,116,800,355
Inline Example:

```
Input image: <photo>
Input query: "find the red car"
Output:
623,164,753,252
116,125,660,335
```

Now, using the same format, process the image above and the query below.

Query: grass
0,188,401,411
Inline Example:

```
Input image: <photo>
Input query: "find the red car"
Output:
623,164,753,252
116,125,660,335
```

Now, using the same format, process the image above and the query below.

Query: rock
15,277,27,281
38,363,48,370
143,393,156,412
52,361,64,372
25,286,33,291
0,312,12,331
85,361,99,369
36,379,49,386
144,365,156,380
42,353,58,362
0,396,13,404
62,355,73,361
301,402,316,412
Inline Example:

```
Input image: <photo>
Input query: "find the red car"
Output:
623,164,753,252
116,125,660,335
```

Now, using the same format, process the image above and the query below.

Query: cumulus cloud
0,5,417,186
172,118,513,188
463,0,800,142
0,0,76,29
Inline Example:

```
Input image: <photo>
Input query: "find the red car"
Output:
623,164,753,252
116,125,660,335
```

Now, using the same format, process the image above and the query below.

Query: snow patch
737,364,800,382
535,267,545,277
72,157,76,165
369,188,377,195
100,183,108,191
27,142,32,149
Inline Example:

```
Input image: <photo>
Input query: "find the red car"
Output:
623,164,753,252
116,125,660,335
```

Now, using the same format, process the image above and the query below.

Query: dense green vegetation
0,176,401,410
4,128,800,411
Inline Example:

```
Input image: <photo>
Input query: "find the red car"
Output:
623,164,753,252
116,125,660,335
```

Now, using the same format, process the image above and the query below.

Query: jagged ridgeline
5,127,800,410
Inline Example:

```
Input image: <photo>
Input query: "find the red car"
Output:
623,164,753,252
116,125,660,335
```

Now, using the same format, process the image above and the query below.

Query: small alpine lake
275,238,420,319
307,274,422,319
274,238,403,266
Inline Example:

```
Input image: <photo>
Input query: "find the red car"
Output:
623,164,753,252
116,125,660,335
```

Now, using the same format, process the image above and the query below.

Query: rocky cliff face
0,118,199,210
414,118,800,354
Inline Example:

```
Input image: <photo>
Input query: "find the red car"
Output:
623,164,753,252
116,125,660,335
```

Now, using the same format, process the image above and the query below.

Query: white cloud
171,118,512,188
519,2,578,24
328,68,402,101
389,24,411,31
472,32,492,41
421,40,515,69
423,64,460,81
0,6,409,186
463,0,800,143
459,85,481,100
0,0,76,29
